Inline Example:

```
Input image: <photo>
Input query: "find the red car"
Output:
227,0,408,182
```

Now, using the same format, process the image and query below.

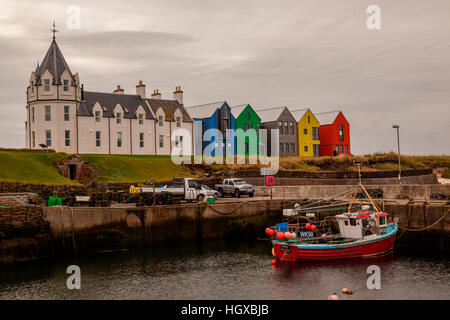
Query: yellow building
291,108,320,157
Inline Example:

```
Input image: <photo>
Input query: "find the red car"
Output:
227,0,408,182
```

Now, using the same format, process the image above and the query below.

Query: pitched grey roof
290,108,308,122
77,91,154,119
145,99,192,122
315,111,340,125
255,106,287,123
35,39,76,86
186,101,226,119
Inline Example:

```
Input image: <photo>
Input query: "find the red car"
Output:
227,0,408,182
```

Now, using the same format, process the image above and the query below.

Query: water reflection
0,240,448,300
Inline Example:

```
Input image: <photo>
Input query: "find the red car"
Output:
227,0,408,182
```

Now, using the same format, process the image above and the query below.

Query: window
308,116,310,124
291,143,295,153
247,112,250,120
138,114,144,125
290,122,294,135
304,145,308,152
350,218,356,226
284,121,288,135
340,145,344,154
95,111,101,122
313,144,320,157
116,112,122,124
63,79,69,91
117,132,122,147
339,124,344,141
64,106,69,121
279,143,284,153
304,128,308,135
278,121,283,135
45,130,51,146
179,136,183,148
31,107,35,122
285,143,289,153
345,145,348,155
176,116,181,127
45,105,51,121
312,127,319,140
159,135,164,148
96,131,101,147
32,131,35,148
65,130,70,146
139,132,144,148
335,145,339,155
159,115,163,126
344,220,349,226
44,79,50,91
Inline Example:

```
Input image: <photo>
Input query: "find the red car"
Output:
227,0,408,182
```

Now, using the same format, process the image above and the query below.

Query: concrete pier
1,198,448,263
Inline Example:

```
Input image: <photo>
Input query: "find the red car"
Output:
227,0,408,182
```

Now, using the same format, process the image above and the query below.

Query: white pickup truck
215,178,255,198
130,178,204,204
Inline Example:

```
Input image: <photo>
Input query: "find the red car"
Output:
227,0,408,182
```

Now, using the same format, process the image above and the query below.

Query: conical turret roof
35,39,76,85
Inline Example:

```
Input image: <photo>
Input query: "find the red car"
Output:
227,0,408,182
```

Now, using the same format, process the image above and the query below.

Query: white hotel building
25,36,193,155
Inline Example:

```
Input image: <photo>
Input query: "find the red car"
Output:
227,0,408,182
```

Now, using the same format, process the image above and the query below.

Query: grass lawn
0,151,78,185
81,154,195,183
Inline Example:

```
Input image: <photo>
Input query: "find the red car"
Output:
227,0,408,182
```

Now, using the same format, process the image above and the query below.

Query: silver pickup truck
215,178,255,198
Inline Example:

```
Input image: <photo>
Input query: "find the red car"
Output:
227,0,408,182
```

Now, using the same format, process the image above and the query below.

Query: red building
316,111,350,156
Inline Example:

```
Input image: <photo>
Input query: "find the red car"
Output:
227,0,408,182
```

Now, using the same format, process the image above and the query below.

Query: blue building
186,101,236,156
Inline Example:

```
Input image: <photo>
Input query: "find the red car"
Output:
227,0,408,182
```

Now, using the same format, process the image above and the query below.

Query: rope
204,202,246,215
398,207,449,232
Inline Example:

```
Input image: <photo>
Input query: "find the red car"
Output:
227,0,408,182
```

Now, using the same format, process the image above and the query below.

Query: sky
0,0,449,155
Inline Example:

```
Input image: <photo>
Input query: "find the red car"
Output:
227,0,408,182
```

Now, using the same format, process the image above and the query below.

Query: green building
231,104,262,156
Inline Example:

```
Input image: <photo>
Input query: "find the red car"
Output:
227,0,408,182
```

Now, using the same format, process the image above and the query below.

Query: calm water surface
0,240,448,300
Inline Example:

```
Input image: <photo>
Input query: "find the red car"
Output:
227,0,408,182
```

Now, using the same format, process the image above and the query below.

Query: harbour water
0,240,448,300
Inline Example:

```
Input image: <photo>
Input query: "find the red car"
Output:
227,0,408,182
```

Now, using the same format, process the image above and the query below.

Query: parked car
200,185,219,200
215,178,255,198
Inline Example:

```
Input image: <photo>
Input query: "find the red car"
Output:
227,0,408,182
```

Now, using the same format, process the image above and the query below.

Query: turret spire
50,21,58,41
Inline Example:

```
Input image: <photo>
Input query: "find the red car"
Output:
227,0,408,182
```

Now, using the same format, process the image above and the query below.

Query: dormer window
138,114,144,125
159,115,163,126
95,111,101,122
44,79,50,91
176,116,181,127
63,80,69,91
116,112,122,124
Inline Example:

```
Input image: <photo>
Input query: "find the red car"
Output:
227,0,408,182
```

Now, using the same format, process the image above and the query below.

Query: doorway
68,164,77,180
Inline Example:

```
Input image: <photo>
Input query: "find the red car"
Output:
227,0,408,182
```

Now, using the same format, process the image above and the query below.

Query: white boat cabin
335,211,390,239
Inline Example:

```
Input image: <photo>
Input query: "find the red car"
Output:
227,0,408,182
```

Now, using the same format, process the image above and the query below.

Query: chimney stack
151,89,161,99
114,85,124,94
173,86,183,105
136,80,146,98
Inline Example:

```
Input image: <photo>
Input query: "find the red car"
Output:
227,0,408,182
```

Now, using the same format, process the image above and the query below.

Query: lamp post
392,124,401,185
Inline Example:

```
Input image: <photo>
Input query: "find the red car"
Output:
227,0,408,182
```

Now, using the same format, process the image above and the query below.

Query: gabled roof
315,111,341,125
255,106,287,123
35,39,76,86
145,99,192,122
77,91,154,119
185,101,227,119
230,104,248,118
289,108,309,122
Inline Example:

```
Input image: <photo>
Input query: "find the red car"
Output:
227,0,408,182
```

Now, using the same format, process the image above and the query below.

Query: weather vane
51,21,58,40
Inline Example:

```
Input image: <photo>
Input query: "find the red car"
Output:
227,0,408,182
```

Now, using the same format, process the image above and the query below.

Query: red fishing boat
267,184,398,262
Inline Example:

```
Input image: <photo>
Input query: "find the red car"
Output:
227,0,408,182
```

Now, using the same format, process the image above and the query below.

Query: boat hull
273,224,398,262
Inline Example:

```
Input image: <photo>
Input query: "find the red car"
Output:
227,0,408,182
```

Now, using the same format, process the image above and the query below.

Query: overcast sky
0,0,449,155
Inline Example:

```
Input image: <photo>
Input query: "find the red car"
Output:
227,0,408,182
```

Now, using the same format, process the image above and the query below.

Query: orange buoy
284,231,291,239
271,258,277,264
276,232,284,239
328,293,339,300
321,233,327,237
310,225,316,231
342,288,353,294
